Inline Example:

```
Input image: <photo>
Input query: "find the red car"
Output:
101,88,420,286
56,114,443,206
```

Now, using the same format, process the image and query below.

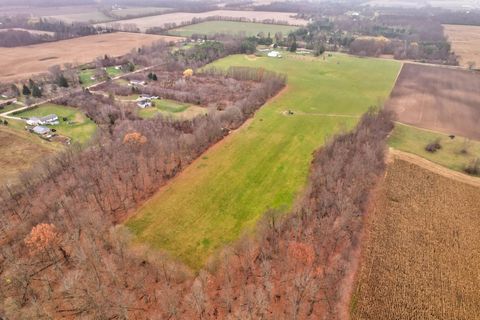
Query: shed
32,125,51,136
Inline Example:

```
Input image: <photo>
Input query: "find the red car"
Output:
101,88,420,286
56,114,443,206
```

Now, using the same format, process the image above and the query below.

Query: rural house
129,80,146,86
32,125,52,137
267,50,282,58
137,99,152,108
27,114,59,125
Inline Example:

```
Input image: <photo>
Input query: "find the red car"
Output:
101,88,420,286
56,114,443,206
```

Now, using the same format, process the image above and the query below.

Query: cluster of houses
136,94,158,108
26,114,59,139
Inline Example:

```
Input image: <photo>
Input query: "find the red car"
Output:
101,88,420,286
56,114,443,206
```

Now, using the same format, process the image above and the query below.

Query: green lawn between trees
16,103,97,144
126,53,401,269
137,99,207,119
169,21,298,38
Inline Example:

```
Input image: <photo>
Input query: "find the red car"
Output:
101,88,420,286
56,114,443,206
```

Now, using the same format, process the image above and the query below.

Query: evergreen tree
32,84,42,98
152,73,158,81
22,84,31,96
58,74,69,88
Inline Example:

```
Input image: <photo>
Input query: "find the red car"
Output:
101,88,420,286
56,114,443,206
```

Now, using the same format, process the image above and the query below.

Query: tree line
0,103,394,318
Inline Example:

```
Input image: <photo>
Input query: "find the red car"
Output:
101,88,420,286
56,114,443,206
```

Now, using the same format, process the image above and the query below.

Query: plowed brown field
352,159,480,320
386,63,480,139
0,32,183,83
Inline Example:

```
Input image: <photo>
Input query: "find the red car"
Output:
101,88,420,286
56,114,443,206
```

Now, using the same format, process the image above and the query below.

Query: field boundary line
389,148,480,188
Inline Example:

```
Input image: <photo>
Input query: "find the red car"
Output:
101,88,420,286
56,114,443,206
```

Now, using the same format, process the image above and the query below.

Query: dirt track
386,63,480,140
389,148,480,188
0,32,183,83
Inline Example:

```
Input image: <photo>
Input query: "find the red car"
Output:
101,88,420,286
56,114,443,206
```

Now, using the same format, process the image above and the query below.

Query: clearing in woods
169,21,298,37
386,63,480,140
14,104,97,145
126,53,400,269
0,32,183,82
443,24,480,68
97,10,308,32
351,159,480,320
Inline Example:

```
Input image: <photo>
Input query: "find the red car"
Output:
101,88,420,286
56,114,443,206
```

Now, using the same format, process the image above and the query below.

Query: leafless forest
0,103,393,318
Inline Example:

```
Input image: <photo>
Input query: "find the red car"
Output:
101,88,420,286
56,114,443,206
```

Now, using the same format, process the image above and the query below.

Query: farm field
389,123,480,174
0,126,57,187
352,159,480,320
386,63,480,140
98,10,308,32
0,32,182,83
0,28,55,36
48,11,112,23
126,53,400,269
15,104,96,144
0,5,100,17
443,24,480,68
169,21,298,37
111,7,172,18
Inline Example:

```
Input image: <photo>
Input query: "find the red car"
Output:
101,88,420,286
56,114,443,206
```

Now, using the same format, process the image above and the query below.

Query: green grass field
169,21,298,37
16,104,97,144
137,99,206,119
389,123,480,174
79,67,124,87
127,53,401,269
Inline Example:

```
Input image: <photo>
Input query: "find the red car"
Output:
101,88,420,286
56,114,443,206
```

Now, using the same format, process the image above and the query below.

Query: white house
26,117,41,126
267,51,282,58
40,114,59,125
129,80,146,86
27,114,59,126
137,99,152,108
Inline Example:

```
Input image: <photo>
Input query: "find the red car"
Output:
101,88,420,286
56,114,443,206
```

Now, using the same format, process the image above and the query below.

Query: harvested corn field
352,158,480,320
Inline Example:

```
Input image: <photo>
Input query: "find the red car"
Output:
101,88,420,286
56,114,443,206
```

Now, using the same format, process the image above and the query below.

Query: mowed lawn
16,104,97,144
127,53,400,269
137,99,207,119
169,21,298,37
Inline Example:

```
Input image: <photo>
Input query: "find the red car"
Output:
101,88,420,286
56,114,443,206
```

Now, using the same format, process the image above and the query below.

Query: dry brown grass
386,63,480,140
352,159,480,320
98,10,308,32
0,126,56,186
0,32,183,82
444,24,480,68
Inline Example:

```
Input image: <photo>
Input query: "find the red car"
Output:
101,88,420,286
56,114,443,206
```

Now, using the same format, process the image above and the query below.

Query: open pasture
0,32,182,83
15,103,96,144
389,123,480,174
444,24,480,68
99,10,308,32
0,126,56,187
169,21,298,37
352,159,480,320
386,63,480,140
127,53,400,269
